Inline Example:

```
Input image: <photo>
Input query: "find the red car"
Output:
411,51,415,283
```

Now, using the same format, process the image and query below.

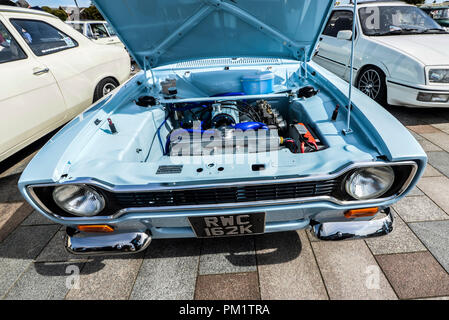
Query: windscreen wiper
420,28,447,33
371,30,403,36
372,27,426,36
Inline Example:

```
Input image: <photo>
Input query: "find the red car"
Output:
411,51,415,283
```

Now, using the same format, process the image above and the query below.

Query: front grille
110,179,340,208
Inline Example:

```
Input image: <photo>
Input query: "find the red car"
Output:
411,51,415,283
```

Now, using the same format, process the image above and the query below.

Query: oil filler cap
136,96,157,107
297,86,319,99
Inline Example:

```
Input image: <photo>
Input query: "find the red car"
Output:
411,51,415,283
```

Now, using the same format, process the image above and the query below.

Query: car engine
163,97,323,156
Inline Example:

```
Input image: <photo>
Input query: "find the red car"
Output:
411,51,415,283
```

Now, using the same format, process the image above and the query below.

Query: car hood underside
92,0,335,69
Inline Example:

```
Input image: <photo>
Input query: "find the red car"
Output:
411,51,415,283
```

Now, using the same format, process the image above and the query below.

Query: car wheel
357,67,387,105
93,77,119,102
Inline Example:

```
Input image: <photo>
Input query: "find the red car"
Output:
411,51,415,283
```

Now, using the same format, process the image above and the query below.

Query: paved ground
1,106,449,300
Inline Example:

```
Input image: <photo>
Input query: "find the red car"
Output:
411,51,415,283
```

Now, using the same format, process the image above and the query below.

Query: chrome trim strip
27,161,417,192
26,161,418,222
117,195,394,214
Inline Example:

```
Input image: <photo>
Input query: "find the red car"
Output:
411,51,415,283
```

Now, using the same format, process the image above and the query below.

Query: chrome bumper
311,208,393,241
64,208,393,255
65,228,152,255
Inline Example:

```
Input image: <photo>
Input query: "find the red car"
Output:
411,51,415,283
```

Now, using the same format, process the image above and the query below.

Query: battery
288,123,321,153
293,123,309,135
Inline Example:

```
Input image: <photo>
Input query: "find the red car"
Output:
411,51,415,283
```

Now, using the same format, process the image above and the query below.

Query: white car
314,1,449,107
66,20,123,47
0,6,131,163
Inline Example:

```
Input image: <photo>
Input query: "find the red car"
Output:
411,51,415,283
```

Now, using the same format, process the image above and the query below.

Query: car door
314,10,355,79
85,23,94,39
8,17,96,118
89,22,112,45
0,17,67,161
103,22,122,46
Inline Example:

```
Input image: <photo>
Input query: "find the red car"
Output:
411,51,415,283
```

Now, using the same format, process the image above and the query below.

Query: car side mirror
337,30,353,41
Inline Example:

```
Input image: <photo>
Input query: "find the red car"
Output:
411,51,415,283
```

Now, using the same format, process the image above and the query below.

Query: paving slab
311,240,397,300
409,221,449,274
0,174,23,203
0,202,22,222
393,196,448,222
256,230,328,300
66,254,144,300
306,228,320,242
365,210,426,255
0,202,33,243
426,151,449,178
405,187,424,197
421,132,449,153
423,164,442,178
195,272,260,300
376,252,449,299
418,139,443,152
408,130,424,141
130,238,201,300
418,176,449,214
36,229,89,263
408,124,440,134
431,123,449,134
199,236,257,275
3,262,84,300
21,210,57,226
0,225,60,298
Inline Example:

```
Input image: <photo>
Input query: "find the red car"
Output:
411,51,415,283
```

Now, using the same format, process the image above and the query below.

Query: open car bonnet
93,0,335,69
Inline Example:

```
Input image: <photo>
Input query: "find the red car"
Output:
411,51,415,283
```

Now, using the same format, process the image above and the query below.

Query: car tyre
357,67,387,106
93,77,119,102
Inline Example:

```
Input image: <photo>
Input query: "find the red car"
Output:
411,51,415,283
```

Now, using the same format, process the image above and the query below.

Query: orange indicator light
77,225,115,233
345,207,379,219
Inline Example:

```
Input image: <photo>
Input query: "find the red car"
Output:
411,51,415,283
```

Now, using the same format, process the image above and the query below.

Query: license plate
188,213,266,238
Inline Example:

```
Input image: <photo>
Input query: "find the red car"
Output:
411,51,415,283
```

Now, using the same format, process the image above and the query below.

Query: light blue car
18,0,427,255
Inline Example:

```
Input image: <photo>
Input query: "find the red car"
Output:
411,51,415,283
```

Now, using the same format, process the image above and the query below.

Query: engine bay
118,65,331,158
50,61,390,183
144,80,326,157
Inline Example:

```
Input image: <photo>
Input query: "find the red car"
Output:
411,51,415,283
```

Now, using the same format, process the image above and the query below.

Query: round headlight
53,185,105,217
345,167,395,200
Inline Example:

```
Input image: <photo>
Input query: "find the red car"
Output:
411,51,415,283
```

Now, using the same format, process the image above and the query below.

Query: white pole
304,48,308,79
344,0,357,135
143,57,151,93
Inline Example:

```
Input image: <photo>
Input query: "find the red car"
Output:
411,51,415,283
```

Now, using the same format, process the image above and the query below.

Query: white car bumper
387,80,449,108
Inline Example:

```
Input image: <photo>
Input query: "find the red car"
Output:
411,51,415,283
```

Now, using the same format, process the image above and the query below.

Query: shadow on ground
0,173,22,203
386,105,449,126
33,231,304,276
